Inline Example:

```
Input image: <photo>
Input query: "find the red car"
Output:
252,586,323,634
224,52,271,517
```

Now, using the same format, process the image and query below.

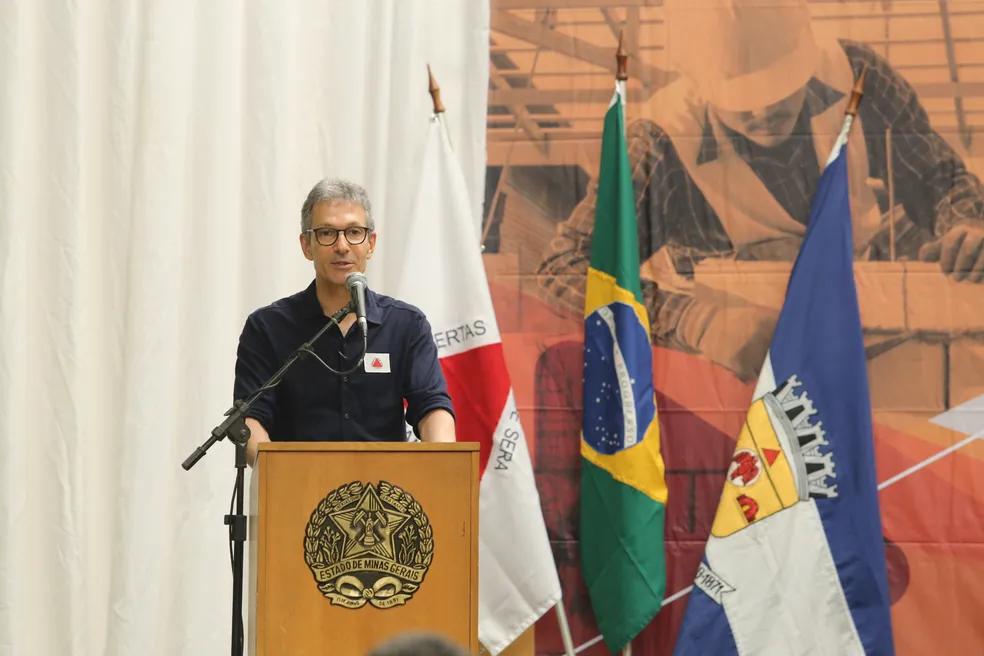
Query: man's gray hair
300,178,374,233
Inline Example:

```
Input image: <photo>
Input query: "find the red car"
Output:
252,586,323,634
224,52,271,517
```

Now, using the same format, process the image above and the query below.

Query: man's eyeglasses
307,226,371,247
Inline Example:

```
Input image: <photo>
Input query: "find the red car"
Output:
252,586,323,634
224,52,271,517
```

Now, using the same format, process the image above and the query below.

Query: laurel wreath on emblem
303,480,434,609
304,481,363,570
378,481,434,569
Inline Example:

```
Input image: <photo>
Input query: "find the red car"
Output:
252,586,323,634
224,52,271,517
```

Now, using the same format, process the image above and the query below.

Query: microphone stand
181,303,353,656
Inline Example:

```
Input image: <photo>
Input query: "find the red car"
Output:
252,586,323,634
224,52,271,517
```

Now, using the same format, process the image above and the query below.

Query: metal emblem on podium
304,480,434,609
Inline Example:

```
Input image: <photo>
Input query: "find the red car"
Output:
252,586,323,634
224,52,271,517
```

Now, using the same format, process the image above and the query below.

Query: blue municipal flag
674,147,894,654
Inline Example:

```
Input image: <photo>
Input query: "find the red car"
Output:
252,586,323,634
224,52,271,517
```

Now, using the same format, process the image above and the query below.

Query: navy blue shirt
234,281,454,441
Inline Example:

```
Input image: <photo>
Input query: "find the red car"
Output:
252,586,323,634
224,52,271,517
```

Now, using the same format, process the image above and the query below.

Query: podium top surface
256,441,479,453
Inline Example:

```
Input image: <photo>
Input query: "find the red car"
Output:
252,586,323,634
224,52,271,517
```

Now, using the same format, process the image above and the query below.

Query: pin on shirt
364,353,391,373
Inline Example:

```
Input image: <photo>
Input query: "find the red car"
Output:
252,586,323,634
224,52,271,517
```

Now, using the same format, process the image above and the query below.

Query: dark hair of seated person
366,632,469,656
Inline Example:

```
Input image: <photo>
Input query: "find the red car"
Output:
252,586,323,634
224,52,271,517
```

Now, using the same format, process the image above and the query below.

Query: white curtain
0,2,488,654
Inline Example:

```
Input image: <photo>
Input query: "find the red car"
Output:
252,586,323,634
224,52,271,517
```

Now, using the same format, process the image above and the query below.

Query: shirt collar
696,77,844,165
364,289,384,326
299,279,384,326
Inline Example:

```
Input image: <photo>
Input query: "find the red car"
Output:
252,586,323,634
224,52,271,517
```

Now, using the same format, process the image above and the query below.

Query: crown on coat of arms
772,375,838,499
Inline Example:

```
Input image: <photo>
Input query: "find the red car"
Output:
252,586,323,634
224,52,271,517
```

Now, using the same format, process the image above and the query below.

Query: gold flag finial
428,64,445,114
845,64,868,117
615,30,628,81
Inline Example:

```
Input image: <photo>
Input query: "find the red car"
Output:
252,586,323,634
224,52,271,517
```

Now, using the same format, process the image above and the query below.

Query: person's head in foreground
367,631,468,656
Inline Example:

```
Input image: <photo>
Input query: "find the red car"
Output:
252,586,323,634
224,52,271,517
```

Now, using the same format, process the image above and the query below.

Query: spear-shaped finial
845,63,868,117
824,63,869,166
615,30,628,81
428,64,445,114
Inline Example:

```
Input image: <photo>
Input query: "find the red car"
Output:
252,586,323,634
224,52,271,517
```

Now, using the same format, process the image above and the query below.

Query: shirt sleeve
402,312,455,437
233,312,278,432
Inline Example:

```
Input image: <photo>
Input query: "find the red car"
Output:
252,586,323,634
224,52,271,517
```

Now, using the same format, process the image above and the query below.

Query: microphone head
345,271,368,291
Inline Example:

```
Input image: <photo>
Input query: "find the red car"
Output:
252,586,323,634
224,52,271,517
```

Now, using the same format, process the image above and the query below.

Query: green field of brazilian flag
580,82,668,653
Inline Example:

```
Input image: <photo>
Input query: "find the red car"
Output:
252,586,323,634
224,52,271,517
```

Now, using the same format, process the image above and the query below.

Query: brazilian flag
581,82,668,653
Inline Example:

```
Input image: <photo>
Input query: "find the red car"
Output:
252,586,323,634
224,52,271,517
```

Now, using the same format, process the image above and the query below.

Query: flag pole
617,30,636,656
428,65,457,164
615,30,642,656
824,64,867,167
554,600,576,656
615,29,628,105
427,64,445,115
616,29,628,82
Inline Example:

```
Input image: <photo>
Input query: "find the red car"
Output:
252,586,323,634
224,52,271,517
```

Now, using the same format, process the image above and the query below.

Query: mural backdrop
482,1,984,654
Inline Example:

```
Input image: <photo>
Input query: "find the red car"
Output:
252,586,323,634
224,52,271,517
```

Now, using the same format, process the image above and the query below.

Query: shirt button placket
342,374,350,420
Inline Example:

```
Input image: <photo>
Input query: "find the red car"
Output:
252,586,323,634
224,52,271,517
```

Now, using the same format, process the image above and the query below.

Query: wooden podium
248,442,479,655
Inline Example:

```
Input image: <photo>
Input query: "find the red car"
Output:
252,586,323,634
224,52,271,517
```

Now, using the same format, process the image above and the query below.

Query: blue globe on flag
583,301,656,455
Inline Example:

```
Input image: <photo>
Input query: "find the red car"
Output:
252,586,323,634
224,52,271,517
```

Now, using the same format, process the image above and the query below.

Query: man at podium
234,178,456,464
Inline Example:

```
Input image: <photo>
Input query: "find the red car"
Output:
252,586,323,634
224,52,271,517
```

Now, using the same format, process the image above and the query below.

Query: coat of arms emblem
711,375,838,538
304,480,434,609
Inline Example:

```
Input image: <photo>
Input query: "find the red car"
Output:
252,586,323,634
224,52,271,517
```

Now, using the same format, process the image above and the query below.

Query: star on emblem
330,485,409,560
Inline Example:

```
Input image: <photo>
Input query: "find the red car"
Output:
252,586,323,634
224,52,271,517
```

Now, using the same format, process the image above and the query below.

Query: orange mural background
482,2,984,654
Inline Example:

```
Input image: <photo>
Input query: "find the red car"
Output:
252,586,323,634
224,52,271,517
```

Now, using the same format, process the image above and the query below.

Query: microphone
345,272,369,335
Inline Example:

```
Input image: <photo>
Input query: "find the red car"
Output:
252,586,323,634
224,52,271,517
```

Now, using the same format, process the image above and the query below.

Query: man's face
714,86,808,148
300,200,377,287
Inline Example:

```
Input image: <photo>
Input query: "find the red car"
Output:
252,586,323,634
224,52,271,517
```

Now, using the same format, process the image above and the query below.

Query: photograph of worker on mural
484,1,984,654
537,0,984,380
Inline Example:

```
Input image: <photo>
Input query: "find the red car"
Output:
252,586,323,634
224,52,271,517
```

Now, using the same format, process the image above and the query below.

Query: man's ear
300,232,314,261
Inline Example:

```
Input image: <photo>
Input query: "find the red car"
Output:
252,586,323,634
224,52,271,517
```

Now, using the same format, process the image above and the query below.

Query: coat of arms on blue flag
674,147,894,655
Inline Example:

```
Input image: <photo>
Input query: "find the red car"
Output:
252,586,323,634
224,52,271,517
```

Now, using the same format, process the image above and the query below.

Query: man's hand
919,223,984,283
245,418,270,466
418,409,456,443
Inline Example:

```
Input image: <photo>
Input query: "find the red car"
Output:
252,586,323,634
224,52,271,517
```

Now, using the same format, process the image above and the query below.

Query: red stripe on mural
440,342,511,476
